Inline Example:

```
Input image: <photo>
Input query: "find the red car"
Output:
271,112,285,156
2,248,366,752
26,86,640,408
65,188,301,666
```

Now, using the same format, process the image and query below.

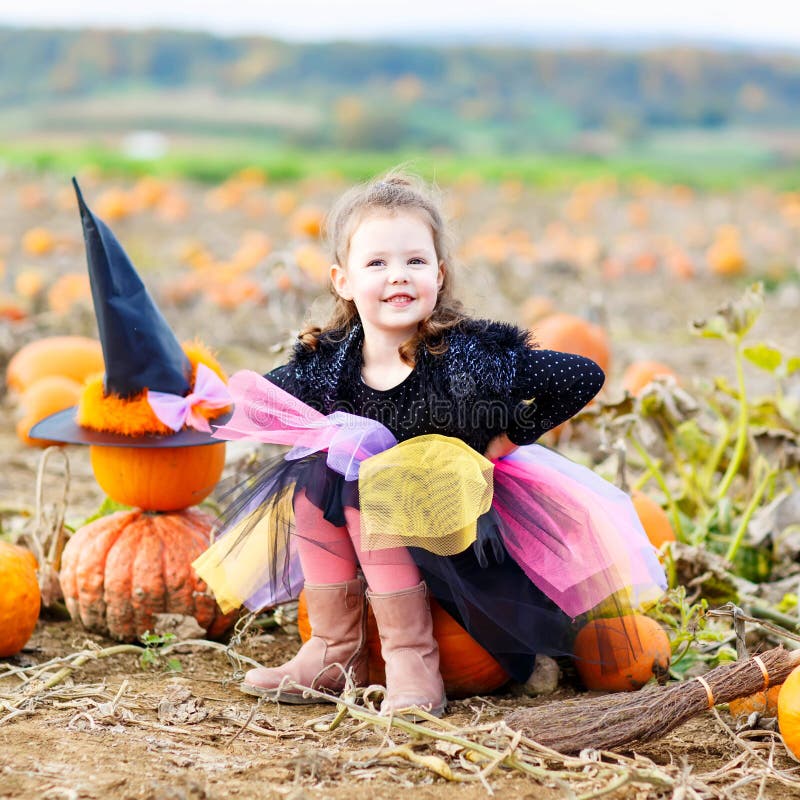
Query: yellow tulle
192,485,294,614
358,434,494,555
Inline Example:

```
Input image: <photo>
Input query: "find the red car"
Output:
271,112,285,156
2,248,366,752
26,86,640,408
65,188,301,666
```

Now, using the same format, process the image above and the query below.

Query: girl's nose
387,262,409,282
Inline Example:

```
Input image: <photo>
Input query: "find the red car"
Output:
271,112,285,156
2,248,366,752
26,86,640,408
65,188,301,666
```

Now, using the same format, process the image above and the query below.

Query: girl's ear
330,263,352,300
437,260,446,290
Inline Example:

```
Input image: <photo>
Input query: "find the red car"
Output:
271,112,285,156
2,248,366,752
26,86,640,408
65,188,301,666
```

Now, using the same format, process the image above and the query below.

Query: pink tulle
212,370,397,480
492,446,664,617
207,369,665,616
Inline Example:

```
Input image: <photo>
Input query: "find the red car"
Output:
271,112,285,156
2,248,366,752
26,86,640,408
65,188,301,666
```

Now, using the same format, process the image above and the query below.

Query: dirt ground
2,615,800,800
2,174,800,798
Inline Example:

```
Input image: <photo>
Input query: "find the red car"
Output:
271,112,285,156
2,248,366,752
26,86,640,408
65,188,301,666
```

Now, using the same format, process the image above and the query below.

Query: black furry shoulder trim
451,317,533,352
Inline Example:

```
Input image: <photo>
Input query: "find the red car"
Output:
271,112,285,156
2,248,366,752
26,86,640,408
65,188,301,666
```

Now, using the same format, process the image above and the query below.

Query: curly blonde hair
298,168,467,364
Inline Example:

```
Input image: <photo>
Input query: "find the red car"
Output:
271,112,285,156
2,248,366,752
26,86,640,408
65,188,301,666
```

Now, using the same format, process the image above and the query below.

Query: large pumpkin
533,313,611,375
89,443,226,512
0,542,41,657
6,335,104,394
573,614,670,692
298,589,509,698
630,491,676,550
59,508,237,641
779,666,800,757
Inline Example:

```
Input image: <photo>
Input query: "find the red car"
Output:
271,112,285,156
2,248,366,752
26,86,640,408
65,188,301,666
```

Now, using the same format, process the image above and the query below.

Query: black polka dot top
267,347,604,455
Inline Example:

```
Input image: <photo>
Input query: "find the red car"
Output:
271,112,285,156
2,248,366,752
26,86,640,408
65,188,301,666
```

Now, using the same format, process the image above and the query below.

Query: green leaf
674,420,711,461
78,496,132,528
743,342,783,372
166,658,183,673
690,315,728,340
691,283,765,342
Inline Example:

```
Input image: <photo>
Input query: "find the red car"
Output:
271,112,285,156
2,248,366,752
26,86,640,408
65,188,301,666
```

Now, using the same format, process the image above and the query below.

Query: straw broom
505,647,799,753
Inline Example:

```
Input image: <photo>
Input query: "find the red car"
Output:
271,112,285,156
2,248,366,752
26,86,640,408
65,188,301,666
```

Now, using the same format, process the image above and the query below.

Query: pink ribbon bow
147,363,232,433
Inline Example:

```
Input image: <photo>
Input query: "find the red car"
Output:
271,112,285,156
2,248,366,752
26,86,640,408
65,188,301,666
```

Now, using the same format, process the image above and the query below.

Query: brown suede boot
240,577,368,703
367,581,447,717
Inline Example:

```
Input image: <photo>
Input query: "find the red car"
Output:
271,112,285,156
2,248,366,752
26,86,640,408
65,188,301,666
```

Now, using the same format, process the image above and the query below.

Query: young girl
194,171,665,717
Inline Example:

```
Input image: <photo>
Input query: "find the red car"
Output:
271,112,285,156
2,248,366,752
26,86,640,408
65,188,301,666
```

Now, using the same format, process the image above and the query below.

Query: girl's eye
367,259,385,267
409,258,425,265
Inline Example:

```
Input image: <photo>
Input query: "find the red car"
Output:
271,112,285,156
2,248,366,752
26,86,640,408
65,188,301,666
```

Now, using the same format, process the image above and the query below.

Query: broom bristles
505,647,800,753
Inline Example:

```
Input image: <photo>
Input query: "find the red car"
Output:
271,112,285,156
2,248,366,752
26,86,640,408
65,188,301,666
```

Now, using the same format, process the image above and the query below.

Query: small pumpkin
59,508,237,642
534,313,611,375
573,614,671,692
77,341,229,512
779,666,800,757
89,443,226,512
631,492,676,550
7,336,103,394
729,685,781,719
298,589,509,698
16,374,84,447
621,360,678,396
0,541,41,656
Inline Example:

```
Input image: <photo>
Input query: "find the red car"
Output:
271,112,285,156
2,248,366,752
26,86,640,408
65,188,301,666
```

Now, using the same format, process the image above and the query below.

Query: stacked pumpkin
54,343,237,642
30,179,237,642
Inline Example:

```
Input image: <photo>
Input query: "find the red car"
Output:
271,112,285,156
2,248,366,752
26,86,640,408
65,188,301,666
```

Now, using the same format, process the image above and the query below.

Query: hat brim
29,407,233,448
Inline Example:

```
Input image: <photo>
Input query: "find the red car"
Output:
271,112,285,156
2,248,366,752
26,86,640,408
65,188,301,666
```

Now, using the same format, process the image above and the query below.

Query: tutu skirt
193,370,667,682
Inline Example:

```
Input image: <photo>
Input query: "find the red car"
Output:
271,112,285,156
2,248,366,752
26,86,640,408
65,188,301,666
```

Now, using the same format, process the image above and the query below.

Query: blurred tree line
1,27,799,153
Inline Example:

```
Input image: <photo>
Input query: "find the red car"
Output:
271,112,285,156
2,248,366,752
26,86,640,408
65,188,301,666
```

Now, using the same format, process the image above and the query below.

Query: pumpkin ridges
60,509,236,641
103,519,141,640
573,614,671,692
178,509,220,631
59,533,79,620
131,519,167,638
72,511,138,633
161,519,200,617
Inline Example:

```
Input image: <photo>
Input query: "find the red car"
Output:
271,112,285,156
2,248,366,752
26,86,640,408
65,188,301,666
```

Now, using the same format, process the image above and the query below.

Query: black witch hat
30,179,230,447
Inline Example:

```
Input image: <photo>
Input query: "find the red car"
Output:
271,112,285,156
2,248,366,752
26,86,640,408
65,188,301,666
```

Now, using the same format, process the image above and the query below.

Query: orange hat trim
77,340,229,437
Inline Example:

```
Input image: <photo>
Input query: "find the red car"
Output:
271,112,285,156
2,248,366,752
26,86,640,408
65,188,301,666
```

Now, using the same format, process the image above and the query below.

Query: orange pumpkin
16,374,84,447
533,313,611,375
631,491,676,549
46,272,93,315
59,508,237,641
0,541,41,656
289,206,325,238
622,360,677,396
729,685,781,719
779,666,800,757
573,614,670,692
7,336,104,394
21,227,56,256
89,443,226,512
298,589,508,698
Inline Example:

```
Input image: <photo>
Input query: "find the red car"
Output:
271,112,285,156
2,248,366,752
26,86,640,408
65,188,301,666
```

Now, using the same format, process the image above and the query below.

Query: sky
1,0,800,48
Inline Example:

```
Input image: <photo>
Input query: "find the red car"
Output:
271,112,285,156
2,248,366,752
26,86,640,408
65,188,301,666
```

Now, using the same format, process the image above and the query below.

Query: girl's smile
330,210,445,347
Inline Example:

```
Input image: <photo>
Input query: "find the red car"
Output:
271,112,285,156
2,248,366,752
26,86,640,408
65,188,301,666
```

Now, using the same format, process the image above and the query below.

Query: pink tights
292,489,421,592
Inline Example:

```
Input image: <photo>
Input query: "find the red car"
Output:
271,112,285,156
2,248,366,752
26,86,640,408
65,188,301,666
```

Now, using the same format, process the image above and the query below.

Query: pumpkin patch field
1,167,799,799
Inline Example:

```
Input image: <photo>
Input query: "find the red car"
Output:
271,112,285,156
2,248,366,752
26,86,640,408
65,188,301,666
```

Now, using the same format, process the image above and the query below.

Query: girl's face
331,209,445,345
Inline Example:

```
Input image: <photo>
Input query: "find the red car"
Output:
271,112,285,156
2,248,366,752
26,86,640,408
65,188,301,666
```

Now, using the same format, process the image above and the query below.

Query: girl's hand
484,433,518,461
